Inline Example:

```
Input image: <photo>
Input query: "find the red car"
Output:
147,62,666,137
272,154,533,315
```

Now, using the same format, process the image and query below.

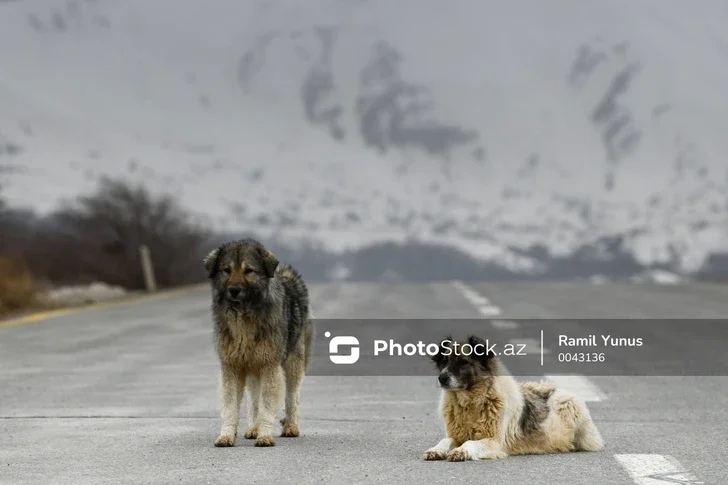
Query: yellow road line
0,283,208,328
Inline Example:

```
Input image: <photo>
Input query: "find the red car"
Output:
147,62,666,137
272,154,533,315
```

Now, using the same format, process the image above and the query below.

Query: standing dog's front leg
243,375,260,439
447,438,508,461
214,363,245,447
253,366,283,447
423,437,459,460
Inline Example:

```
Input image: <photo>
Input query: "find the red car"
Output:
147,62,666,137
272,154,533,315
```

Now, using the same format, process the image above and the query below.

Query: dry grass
0,255,42,316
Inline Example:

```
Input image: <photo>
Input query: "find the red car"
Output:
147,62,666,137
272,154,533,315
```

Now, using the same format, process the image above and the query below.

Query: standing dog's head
203,238,279,311
431,335,498,391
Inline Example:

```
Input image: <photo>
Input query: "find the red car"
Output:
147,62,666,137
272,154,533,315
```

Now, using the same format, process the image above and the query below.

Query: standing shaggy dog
204,239,314,448
424,335,604,461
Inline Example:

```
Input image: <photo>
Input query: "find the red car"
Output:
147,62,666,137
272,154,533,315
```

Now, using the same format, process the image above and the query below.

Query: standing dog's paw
281,422,300,437
254,434,276,447
243,427,258,439
214,434,236,447
423,449,447,461
446,448,468,462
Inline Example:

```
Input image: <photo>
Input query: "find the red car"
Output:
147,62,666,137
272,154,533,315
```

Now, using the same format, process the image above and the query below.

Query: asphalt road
1,281,727,484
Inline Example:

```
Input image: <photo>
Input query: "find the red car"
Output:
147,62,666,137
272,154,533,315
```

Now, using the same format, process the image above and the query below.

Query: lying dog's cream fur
424,336,604,461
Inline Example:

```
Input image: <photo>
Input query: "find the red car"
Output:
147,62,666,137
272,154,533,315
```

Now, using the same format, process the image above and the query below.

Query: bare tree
47,177,209,289
0,160,19,240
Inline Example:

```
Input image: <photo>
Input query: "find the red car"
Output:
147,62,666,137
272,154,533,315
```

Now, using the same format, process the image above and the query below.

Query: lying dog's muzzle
438,373,450,387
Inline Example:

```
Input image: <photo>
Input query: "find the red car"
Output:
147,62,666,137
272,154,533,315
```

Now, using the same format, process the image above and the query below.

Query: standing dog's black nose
228,287,242,298
438,373,449,386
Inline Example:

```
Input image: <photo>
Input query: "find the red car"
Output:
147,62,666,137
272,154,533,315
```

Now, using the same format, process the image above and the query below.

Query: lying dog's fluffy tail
547,388,604,452
572,401,604,451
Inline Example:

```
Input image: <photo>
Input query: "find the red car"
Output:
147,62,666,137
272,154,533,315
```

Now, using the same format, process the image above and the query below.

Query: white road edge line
544,374,606,402
614,454,704,485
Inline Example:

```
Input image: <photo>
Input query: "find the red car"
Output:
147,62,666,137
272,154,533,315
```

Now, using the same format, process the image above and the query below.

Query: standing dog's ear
203,248,220,278
258,247,279,278
431,335,453,370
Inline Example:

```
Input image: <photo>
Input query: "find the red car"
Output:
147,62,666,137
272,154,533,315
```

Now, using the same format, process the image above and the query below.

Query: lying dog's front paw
481,449,508,460
255,434,276,447
243,427,258,439
455,440,507,460
423,449,447,461
214,434,236,447
446,448,468,462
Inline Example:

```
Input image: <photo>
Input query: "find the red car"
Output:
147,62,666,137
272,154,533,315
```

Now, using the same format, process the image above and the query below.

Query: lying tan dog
424,335,604,461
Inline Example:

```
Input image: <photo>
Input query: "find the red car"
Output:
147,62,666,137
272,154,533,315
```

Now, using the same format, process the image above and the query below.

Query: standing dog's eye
223,268,232,275
244,268,255,275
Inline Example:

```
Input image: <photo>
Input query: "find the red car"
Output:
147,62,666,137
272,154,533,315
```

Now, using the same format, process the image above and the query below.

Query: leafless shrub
40,176,209,290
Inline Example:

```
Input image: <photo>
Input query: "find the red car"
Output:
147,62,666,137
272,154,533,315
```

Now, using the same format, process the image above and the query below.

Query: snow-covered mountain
2,0,728,277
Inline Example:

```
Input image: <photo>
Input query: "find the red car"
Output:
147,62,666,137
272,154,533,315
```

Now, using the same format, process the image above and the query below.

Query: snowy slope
1,0,728,274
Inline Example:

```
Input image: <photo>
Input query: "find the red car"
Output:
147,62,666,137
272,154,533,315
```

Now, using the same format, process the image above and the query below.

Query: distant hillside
1,0,727,280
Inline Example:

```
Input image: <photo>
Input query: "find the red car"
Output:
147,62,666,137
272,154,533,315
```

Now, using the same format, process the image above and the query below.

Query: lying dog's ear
467,334,495,367
258,247,279,278
203,248,220,278
431,335,453,370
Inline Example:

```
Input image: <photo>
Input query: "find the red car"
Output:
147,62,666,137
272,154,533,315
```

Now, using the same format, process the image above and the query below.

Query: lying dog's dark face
203,238,279,310
431,335,496,390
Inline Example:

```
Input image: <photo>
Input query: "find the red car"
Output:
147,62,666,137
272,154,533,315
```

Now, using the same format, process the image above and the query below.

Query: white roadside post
139,244,157,293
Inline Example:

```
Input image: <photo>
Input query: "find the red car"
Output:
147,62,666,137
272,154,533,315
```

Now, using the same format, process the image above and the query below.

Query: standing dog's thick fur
424,335,604,461
204,238,314,448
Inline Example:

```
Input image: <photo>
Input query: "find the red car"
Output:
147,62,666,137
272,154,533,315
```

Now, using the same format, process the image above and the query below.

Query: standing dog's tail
303,309,315,370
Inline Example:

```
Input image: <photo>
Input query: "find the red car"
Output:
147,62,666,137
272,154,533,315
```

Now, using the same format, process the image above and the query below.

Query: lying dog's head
431,335,497,391
203,238,279,311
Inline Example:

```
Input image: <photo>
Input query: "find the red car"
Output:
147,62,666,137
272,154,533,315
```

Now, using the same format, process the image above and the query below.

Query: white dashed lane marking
544,374,606,402
450,280,502,318
614,454,704,485
476,305,502,316
490,319,520,329
509,338,550,355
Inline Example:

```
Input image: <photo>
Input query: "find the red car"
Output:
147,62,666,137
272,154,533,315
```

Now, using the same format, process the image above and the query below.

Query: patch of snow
629,269,683,284
44,282,129,306
589,275,610,285
326,263,351,281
